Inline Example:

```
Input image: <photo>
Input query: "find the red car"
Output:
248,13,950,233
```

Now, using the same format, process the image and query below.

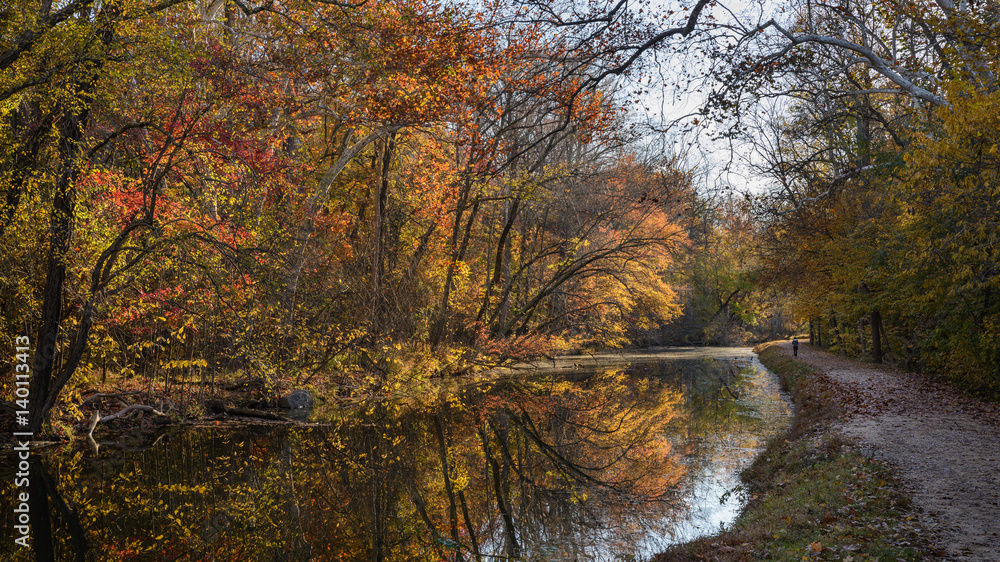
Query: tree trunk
431,179,479,348
370,134,395,329
871,309,884,363
458,489,481,561
29,461,55,562
433,413,463,559
831,314,845,355
478,425,520,559
877,311,890,357
28,179,73,433
283,129,389,315
478,197,520,330
28,6,109,430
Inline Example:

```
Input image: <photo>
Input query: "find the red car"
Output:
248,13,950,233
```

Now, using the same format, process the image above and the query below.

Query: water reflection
0,352,790,561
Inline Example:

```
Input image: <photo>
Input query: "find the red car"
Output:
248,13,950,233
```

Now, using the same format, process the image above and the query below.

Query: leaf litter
789,342,1000,561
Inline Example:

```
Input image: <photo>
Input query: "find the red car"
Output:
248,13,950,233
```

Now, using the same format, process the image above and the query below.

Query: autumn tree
663,194,793,345
1,0,730,433
0,0,228,432
715,0,1000,394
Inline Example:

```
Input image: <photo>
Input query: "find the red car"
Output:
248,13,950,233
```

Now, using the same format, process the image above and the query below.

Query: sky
626,0,784,196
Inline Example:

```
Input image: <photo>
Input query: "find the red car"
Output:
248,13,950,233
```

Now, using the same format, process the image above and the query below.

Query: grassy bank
654,342,935,561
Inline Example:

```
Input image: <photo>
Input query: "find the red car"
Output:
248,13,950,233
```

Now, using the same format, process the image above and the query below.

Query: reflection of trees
0,360,789,561
638,358,792,543
6,458,90,562
307,368,690,560
503,370,691,557
293,368,693,561
2,429,312,560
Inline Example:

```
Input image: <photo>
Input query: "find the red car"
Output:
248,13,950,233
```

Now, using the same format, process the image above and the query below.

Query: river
1,347,791,561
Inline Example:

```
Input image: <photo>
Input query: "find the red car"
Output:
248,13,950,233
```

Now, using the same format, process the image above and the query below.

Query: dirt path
776,341,1000,560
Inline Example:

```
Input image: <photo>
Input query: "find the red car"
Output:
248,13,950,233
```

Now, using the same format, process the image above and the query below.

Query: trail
778,341,1000,560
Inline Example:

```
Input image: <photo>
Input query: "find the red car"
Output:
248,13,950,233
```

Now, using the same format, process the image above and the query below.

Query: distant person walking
792,337,799,357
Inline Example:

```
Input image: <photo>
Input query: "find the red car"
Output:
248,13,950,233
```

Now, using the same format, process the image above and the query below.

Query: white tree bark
753,19,947,107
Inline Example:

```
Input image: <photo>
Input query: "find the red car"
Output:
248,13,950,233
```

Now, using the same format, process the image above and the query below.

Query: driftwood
87,411,100,436
97,404,167,424
86,404,168,453
80,391,144,408
721,383,740,400
85,400,288,443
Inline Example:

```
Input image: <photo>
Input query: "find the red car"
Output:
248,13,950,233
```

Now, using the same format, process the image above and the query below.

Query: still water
1,348,791,561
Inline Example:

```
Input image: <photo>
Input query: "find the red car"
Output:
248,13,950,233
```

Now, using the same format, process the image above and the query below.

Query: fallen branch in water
80,391,144,408
87,404,168,436
718,376,740,399
87,411,99,437
86,404,169,448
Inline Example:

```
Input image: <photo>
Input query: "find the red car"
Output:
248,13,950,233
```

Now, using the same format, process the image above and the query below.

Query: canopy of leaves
0,0,708,430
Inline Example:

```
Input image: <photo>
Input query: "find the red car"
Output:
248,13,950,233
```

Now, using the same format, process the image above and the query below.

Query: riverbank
655,341,938,561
